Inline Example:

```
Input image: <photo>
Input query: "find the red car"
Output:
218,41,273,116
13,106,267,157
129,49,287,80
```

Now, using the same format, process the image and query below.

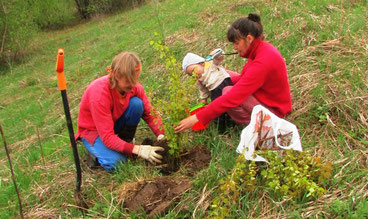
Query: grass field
0,0,367,218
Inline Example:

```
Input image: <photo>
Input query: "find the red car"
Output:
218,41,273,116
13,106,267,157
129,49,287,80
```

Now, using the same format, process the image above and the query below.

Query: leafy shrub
86,0,146,15
30,0,77,29
0,0,36,64
149,32,196,157
210,150,332,218
0,0,76,65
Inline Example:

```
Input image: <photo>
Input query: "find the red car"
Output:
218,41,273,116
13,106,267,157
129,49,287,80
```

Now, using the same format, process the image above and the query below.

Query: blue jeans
82,96,143,172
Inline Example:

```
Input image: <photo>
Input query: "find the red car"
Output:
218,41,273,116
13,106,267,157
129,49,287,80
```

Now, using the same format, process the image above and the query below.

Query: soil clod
123,176,192,218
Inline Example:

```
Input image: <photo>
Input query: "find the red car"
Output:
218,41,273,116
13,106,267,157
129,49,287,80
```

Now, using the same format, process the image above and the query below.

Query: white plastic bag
236,105,302,162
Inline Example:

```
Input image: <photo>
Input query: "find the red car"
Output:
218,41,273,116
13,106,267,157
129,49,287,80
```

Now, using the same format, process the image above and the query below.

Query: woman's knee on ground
128,96,144,117
99,155,128,172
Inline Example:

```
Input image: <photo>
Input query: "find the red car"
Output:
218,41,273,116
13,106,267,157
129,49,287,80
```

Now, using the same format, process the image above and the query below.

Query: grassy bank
0,0,367,218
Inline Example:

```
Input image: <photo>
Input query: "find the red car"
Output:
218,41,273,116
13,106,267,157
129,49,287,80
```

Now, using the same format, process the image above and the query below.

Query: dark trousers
210,77,233,129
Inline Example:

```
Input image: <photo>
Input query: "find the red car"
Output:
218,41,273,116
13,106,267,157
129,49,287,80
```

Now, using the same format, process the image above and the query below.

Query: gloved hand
157,134,165,141
137,145,164,164
210,48,225,65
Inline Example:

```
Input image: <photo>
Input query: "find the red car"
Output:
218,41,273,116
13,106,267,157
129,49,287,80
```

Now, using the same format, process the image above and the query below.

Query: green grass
0,0,367,218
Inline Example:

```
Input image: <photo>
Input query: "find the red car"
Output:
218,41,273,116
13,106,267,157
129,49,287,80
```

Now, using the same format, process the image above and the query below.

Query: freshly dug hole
123,176,192,218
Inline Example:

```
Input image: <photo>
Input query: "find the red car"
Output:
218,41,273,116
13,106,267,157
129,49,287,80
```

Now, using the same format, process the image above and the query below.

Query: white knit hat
182,53,205,72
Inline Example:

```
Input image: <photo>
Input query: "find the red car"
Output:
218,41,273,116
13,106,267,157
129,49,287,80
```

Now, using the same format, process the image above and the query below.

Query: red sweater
76,75,164,155
196,38,292,125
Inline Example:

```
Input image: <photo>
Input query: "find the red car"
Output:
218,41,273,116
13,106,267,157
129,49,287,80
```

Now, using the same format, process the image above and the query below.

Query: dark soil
141,138,211,175
123,176,192,218
180,145,211,175
141,138,180,174
122,139,212,216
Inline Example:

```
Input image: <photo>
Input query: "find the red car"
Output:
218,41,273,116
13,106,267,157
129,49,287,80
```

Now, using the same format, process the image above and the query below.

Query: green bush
30,0,77,29
0,0,77,65
0,0,36,64
150,32,197,156
87,0,146,15
210,150,332,218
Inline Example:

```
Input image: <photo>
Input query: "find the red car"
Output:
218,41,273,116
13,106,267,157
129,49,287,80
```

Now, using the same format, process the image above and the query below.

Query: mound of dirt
141,138,211,175
180,145,211,175
119,142,211,217
123,176,192,218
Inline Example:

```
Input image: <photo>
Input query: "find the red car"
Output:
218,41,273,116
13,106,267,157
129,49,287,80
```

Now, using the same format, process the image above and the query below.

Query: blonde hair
108,51,141,89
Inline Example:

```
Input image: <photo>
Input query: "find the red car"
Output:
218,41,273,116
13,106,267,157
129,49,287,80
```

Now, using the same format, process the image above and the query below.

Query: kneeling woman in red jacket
76,51,165,172
175,13,292,132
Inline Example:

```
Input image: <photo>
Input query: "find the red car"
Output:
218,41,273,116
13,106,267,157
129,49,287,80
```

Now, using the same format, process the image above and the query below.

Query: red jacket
196,38,292,125
76,75,164,155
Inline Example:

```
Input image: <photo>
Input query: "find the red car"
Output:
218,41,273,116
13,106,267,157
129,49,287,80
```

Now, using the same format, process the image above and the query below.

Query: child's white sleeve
195,80,210,100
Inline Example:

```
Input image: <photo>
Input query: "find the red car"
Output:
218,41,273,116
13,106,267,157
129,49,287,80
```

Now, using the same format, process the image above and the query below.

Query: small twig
0,123,24,219
192,184,216,218
173,185,197,218
345,140,352,151
334,160,352,178
178,150,191,157
333,157,349,165
257,132,293,149
154,163,168,169
326,95,368,105
255,111,264,150
67,203,97,215
256,129,271,148
146,198,163,207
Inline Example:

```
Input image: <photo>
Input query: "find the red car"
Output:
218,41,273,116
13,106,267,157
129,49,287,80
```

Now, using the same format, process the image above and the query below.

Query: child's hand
201,99,207,104
213,54,224,65
210,48,225,65
210,48,224,56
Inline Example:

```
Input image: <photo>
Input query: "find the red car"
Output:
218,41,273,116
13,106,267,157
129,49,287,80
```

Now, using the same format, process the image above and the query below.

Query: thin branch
0,123,24,219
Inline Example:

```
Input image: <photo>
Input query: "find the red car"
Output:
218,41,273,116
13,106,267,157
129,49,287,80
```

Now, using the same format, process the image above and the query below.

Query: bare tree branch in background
0,0,8,54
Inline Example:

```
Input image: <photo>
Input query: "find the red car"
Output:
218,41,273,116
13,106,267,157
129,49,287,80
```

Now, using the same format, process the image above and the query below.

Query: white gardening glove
137,145,164,164
157,134,165,141
210,48,225,65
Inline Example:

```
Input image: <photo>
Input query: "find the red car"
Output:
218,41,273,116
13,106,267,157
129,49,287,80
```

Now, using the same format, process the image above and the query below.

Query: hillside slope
0,0,367,218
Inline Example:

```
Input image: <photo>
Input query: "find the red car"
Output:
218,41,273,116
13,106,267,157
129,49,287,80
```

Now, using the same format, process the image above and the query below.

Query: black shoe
117,125,138,143
216,113,236,134
87,152,100,169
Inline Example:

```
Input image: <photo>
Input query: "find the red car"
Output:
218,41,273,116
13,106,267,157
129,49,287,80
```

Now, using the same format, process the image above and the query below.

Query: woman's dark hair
227,13,263,42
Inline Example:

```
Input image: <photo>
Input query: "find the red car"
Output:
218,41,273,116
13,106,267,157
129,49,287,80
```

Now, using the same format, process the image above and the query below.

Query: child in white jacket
182,49,233,104
182,49,233,130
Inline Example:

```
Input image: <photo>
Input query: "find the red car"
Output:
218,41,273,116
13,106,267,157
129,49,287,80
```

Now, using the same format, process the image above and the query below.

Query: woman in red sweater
175,13,292,133
76,51,165,171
